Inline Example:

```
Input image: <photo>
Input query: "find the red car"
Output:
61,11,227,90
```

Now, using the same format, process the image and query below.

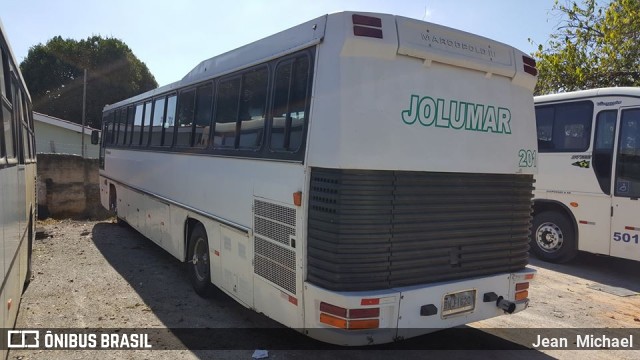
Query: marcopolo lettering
401,95,512,134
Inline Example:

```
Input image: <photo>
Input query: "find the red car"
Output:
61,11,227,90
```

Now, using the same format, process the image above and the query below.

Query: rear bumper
303,267,536,346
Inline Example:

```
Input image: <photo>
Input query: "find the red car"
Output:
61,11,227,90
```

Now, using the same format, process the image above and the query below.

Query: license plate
442,289,476,317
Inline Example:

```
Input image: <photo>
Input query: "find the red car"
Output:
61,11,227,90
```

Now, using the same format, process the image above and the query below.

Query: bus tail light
320,313,347,329
319,301,380,330
524,273,535,280
320,302,347,317
347,319,379,330
515,290,529,301
522,55,538,76
349,307,380,319
352,14,383,39
515,282,530,301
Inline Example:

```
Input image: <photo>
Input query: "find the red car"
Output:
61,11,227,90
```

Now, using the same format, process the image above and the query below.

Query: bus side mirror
91,130,100,145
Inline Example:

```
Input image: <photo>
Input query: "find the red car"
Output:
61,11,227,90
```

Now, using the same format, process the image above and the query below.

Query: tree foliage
534,0,640,95
20,35,158,128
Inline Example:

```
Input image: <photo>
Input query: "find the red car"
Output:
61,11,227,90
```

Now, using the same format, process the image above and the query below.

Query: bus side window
616,109,640,198
131,104,144,146
270,55,310,153
194,83,213,148
238,67,267,150
141,101,153,146
126,105,135,146
3,98,14,159
176,89,196,147
535,107,554,150
150,97,166,147
103,112,114,146
214,78,241,149
593,110,617,195
117,108,129,146
535,101,593,153
163,95,177,147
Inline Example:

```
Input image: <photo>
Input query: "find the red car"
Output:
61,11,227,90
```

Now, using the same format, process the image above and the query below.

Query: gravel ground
8,219,640,360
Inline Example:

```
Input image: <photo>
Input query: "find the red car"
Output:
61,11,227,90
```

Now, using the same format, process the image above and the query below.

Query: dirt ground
8,219,640,360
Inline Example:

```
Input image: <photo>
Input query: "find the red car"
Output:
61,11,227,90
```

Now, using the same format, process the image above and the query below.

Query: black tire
530,211,578,263
187,224,212,297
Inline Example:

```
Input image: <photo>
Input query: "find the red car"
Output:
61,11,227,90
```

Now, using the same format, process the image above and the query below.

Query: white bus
99,12,537,345
532,88,640,263
0,19,37,356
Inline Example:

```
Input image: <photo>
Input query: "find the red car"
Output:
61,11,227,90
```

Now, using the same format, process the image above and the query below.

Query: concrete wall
34,121,100,158
37,154,111,219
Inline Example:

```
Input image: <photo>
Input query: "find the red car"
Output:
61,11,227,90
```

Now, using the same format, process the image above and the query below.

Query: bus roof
105,11,534,112
535,87,640,104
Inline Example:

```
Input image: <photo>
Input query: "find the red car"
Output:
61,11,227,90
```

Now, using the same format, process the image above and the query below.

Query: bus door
610,106,640,261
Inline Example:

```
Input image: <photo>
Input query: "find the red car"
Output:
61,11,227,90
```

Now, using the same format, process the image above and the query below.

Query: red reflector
360,298,380,306
352,14,382,27
579,220,588,224
522,55,536,67
353,26,383,39
515,282,529,291
625,226,636,231
319,302,347,318
349,308,380,319
288,295,298,306
524,64,538,76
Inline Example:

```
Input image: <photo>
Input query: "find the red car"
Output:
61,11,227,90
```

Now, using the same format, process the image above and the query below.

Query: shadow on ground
91,222,552,358
529,252,640,293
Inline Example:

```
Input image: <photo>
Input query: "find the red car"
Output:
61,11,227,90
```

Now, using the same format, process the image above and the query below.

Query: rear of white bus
302,12,538,345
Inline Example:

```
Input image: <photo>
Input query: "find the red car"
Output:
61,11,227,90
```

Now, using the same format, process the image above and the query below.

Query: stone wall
37,154,111,219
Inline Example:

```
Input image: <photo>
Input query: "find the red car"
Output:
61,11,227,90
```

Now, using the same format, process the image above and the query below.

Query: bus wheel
530,211,577,263
187,224,212,297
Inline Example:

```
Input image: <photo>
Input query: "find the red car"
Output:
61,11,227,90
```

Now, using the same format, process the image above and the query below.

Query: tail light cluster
319,301,380,330
522,56,538,76
352,14,383,39
515,272,535,301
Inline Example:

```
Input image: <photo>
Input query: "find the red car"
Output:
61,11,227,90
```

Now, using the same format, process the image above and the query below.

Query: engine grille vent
308,168,534,291
253,199,297,294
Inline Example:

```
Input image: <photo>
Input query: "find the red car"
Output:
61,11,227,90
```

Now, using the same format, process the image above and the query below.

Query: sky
1,0,560,87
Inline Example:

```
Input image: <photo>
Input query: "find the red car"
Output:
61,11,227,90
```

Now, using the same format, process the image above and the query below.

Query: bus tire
530,211,578,263
187,224,212,297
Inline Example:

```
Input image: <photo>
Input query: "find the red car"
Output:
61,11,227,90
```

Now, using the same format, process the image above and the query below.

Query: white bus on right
532,87,640,263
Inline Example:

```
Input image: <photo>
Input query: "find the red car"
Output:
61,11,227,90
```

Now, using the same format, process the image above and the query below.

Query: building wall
34,121,99,158
37,154,111,219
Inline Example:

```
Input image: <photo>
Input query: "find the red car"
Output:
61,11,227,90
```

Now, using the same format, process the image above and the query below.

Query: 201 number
613,232,640,244
518,149,536,168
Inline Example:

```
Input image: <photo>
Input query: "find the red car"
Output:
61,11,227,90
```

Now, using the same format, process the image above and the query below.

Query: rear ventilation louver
253,199,297,294
308,168,534,291
352,14,383,39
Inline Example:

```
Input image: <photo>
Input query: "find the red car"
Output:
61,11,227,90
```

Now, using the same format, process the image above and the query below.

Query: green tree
534,0,640,95
20,35,158,128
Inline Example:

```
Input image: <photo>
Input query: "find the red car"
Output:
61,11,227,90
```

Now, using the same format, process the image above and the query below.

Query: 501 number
613,232,639,244
518,149,536,168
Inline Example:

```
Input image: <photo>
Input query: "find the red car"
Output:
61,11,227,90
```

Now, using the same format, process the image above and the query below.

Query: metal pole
81,68,87,158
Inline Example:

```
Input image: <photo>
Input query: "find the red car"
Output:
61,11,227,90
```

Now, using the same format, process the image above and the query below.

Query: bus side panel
610,197,640,261
220,225,253,307
253,276,303,329
107,181,167,249
535,153,604,195
534,192,611,255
